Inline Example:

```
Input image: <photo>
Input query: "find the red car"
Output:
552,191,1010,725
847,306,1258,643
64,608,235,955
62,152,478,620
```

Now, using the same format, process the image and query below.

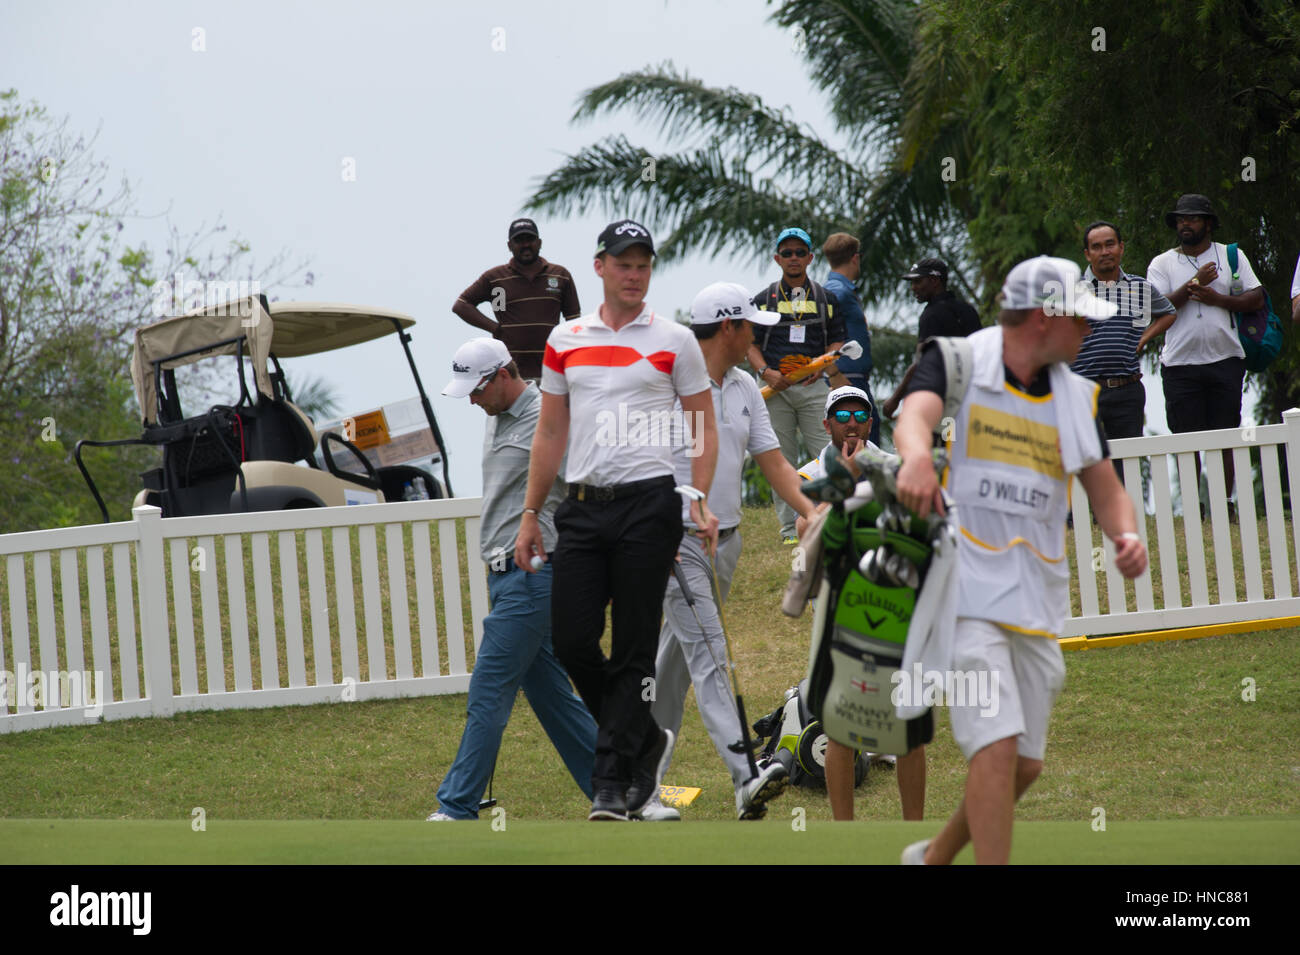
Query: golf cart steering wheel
321,432,382,492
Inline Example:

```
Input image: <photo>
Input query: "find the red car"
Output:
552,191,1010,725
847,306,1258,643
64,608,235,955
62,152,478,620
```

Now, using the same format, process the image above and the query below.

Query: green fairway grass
2,817,1296,865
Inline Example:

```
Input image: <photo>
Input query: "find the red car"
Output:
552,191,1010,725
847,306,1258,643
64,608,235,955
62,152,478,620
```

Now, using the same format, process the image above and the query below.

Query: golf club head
674,483,706,503
838,340,864,361
727,736,764,754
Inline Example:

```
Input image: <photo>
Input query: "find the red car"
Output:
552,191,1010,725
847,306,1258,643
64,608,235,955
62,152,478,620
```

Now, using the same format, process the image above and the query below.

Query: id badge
789,323,806,344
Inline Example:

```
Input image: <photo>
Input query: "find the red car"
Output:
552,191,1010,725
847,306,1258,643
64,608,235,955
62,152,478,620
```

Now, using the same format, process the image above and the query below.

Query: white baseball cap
824,385,872,418
442,338,513,398
1000,256,1119,319
689,281,780,326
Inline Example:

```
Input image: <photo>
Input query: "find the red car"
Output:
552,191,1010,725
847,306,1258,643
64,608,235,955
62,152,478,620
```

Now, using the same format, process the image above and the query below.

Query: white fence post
134,505,174,717
1284,408,1300,578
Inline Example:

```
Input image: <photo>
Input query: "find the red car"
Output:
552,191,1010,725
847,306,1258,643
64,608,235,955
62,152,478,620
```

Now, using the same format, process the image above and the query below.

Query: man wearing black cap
452,218,581,380
881,258,981,419
515,219,719,822
1147,194,1264,498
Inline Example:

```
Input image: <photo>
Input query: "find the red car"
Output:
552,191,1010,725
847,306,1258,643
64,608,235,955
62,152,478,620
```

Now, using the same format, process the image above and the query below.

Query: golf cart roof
266,302,415,358
130,298,275,426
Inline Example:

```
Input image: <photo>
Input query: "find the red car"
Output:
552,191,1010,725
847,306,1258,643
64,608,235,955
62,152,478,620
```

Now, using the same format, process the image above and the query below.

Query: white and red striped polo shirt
541,306,710,486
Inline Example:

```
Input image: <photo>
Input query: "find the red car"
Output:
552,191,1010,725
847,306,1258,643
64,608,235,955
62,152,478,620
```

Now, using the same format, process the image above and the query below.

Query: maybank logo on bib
966,405,1063,479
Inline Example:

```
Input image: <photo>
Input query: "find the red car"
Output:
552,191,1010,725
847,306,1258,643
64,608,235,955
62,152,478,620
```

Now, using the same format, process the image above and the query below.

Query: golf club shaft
699,553,761,779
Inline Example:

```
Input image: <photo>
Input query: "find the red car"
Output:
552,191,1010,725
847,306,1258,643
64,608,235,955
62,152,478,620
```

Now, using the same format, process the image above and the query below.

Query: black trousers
1095,379,1145,481
1162,358,1245,434
550,477,682,790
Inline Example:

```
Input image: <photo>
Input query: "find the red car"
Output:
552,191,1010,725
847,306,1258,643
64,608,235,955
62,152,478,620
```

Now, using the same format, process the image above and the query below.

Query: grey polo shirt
480,383,564,566
672,367,779,530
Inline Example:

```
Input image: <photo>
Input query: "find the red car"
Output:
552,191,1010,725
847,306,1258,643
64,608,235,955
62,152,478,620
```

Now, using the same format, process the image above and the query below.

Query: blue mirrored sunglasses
832,410,871,423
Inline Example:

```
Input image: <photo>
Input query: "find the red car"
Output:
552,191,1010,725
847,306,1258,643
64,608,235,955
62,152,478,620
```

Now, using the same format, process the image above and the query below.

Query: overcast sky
7,0,1192,498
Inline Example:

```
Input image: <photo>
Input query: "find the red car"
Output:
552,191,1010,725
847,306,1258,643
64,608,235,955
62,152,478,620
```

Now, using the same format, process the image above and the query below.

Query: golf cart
75,296,452,521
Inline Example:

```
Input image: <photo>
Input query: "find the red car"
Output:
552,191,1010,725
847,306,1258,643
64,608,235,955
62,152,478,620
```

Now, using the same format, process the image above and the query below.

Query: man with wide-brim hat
1147,193,1265,501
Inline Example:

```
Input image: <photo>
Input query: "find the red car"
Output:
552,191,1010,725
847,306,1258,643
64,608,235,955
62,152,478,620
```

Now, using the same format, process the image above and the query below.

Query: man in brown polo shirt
452,218,582,379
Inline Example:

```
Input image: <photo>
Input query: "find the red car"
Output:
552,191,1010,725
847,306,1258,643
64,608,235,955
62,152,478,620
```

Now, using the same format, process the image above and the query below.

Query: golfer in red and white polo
515,219,719,821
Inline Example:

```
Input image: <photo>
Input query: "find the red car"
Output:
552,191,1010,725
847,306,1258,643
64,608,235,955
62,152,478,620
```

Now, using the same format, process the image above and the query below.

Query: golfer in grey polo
428,338,595,821
643,283,818,821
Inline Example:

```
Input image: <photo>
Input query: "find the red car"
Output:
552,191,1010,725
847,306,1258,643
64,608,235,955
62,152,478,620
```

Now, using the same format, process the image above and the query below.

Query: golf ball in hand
530,556,545,571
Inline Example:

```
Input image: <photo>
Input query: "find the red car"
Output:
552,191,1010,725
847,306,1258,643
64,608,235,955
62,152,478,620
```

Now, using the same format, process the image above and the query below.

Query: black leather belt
568,475,674,502
1095,373,1141,388
718,526,737,541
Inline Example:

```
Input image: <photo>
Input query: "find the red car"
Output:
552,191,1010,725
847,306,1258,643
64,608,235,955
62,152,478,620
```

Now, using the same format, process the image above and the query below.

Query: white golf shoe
901,839,931,865
632,793,682,821
735,758,789,820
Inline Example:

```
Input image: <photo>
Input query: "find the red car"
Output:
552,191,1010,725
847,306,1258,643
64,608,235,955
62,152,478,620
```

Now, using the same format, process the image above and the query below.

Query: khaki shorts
948,618,1065,762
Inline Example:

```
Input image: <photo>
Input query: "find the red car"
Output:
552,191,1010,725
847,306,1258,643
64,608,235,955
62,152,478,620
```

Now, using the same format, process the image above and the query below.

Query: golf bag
803,480,944,756
751,681,869,790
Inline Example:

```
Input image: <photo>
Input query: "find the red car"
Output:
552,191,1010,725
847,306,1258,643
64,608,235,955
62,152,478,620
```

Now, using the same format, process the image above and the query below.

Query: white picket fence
0,498,488,733
1064,408,1300,637
1,408,1297,733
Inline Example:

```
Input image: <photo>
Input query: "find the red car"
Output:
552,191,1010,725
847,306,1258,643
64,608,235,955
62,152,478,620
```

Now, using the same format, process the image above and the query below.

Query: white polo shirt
672,367,779,530
542,306,710,487
1148,242,1260,366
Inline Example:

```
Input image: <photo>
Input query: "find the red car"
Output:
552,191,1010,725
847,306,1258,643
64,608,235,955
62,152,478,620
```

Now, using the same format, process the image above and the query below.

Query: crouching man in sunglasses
796,386,928,823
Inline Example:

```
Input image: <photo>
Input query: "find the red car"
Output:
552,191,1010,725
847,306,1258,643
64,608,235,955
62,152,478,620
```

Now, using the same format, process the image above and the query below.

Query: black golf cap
1164,194,1219,230
901,257,948,281
508,217,539,239
595,219,655,257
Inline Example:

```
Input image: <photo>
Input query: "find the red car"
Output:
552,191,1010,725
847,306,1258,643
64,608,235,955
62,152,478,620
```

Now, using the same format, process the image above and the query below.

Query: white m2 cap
689,282,780,326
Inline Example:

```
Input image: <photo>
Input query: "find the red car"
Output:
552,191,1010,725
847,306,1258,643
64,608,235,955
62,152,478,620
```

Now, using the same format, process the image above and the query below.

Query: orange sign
348,410,390,450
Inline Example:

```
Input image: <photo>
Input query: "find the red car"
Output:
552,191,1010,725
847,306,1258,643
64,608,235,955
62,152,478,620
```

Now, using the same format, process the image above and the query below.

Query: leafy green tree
0,90,312,532
929,0,1300,421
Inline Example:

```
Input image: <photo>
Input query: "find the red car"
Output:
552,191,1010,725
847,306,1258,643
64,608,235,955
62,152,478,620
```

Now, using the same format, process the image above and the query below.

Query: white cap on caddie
442,338,513,398
689,281,780,326
1001,256,1119,320
825,385,872,418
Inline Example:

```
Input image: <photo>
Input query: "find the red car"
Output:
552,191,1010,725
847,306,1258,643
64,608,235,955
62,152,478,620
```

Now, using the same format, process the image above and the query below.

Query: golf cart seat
240,395,318,464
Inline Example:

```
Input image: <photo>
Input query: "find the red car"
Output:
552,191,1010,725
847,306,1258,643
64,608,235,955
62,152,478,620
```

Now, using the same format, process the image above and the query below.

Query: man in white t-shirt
1290,252,1300,324
796,386,927,822
1146,194,1265,498
641,282,818,821
515,219,719,822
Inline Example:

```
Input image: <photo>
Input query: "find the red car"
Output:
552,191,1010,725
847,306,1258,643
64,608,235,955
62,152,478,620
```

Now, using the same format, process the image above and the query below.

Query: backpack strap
921,336,974,426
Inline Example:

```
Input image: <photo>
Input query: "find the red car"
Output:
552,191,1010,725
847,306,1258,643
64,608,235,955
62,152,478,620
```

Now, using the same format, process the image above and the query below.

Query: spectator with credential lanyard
749,227,848,545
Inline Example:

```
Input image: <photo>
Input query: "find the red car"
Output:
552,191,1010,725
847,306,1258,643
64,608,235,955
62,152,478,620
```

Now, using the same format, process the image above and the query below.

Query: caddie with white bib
892,255,1149,865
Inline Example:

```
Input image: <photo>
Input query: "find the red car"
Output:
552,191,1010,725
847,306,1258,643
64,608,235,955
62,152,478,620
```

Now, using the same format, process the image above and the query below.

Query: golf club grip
671,560,697,606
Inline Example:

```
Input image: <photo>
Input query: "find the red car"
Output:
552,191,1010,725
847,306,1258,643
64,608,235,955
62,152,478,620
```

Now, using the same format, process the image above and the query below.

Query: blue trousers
435,563,597,818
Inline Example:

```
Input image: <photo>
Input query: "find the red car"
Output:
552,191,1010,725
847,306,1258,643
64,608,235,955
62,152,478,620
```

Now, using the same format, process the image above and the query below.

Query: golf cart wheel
796,720,828,781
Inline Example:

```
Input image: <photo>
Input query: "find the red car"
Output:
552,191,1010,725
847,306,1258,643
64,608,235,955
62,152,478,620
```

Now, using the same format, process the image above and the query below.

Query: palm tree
528,0,987,316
